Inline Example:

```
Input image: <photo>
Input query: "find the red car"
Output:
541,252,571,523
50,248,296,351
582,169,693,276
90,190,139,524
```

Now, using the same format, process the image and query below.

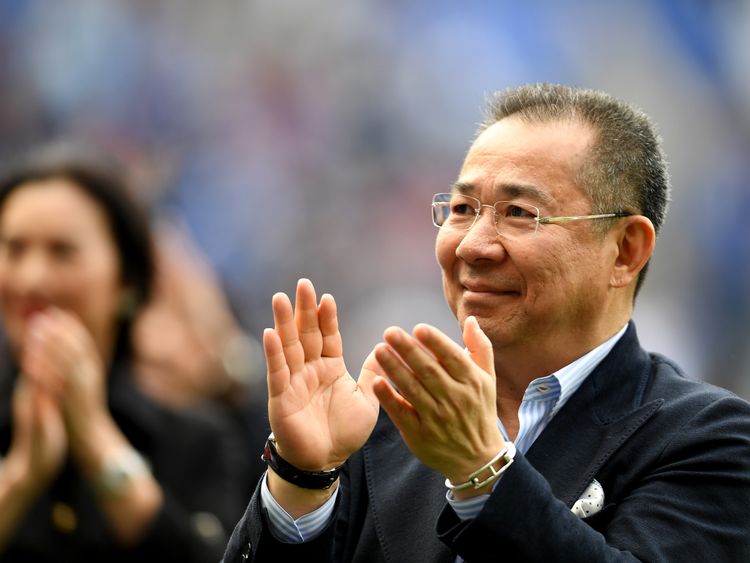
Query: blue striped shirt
262,324,628,542
260,472,339,541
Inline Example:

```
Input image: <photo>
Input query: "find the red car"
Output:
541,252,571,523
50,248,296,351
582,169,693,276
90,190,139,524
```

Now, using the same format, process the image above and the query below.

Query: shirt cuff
260,471,339,543
445,443,515,521
446,489,492,521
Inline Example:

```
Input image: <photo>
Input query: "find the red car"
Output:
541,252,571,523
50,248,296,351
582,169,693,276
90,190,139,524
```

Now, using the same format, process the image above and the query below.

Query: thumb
357,350,384,412
462,316,495,376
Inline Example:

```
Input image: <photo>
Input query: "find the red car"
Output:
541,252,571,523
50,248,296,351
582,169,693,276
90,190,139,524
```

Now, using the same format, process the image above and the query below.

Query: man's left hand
372,316,507,494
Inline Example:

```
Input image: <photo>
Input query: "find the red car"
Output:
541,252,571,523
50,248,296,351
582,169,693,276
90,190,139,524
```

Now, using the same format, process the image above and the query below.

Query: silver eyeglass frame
431,192,632,236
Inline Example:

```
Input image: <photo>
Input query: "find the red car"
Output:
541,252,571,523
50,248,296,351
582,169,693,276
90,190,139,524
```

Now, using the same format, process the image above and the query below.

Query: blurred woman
0,145,247,562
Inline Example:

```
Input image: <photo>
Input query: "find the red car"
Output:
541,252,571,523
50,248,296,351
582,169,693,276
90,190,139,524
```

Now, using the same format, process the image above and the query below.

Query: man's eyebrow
450,181,475,194
450,181,553,205
497,183,553,205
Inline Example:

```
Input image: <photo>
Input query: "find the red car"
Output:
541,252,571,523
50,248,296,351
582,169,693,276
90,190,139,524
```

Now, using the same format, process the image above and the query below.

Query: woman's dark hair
0,141,156,321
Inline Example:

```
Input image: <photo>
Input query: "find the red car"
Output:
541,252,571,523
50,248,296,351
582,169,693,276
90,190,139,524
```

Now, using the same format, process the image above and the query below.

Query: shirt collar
548,324,629,416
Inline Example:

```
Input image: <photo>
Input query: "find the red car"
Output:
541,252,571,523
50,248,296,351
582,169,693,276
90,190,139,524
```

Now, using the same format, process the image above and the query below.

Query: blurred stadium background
1,1,748,397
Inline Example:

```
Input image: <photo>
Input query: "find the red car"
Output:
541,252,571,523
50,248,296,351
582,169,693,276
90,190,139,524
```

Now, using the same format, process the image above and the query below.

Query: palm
266,280,379,470
21,310,108,441
11,380,67,486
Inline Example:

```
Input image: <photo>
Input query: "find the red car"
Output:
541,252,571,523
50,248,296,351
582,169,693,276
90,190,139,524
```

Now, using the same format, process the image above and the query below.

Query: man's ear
610,216,656,289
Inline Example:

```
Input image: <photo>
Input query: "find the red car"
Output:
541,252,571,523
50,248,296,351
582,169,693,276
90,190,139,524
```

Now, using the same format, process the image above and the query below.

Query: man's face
436,116,616,356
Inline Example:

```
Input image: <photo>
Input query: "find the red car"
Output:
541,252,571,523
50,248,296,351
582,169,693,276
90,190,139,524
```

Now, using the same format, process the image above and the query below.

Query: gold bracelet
444,442,517,492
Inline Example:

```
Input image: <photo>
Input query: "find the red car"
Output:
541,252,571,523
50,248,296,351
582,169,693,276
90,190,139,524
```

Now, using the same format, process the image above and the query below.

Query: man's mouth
461,281,520,296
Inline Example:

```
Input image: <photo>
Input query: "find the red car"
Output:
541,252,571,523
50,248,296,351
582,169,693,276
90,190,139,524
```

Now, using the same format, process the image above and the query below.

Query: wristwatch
93,447,151,497
262,433,341,490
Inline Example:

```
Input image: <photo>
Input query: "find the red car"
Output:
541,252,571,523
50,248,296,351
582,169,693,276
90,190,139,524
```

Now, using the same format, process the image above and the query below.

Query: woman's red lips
18,304,49,320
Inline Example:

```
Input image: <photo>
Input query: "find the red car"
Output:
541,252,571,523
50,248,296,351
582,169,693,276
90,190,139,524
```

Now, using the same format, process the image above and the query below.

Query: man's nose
475,204,498,230
455,207,504,260
467,205,498,236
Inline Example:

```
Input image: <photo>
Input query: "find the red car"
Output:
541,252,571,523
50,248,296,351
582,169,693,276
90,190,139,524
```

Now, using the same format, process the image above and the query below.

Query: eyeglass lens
432,193,538,237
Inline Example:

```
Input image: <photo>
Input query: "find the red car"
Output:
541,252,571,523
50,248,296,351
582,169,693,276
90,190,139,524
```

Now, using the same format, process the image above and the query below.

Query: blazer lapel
525,323,663,506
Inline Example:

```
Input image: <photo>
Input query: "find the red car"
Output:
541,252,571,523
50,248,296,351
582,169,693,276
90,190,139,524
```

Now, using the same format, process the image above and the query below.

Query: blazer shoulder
646,351,750,412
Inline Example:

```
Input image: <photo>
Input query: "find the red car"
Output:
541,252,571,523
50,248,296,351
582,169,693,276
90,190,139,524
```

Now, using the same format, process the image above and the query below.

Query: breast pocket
582,502,617,531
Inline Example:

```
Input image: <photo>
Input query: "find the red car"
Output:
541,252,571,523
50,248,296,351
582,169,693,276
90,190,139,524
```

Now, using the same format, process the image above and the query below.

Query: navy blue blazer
223,323,750,562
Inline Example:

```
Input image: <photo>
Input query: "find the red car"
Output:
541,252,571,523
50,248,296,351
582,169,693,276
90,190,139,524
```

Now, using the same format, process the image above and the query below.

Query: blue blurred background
1,0,748,397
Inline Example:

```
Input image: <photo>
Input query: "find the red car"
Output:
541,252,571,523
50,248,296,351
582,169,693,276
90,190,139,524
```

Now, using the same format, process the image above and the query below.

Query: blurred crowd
0,143,268,560
0,0,748,416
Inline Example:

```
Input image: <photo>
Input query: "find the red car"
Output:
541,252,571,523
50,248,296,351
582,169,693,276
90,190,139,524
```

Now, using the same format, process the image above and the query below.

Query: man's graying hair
478,83,671,294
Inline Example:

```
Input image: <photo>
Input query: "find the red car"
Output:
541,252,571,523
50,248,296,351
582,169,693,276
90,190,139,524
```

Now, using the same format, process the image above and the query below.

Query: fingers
264,327,291,397
411,322,490,381
357,350,386,410
23,311,78,397
461,316,495,376
273,279,342,370
11,377,33,430
374,335,440,411
22,379,67,483
271,291,305,373
358,350,383,391
31,383,64,431
12,376,66,464
372,375,419,431
373,322,494,411
21,309,105,408
319,293,342,358
295,278,323,361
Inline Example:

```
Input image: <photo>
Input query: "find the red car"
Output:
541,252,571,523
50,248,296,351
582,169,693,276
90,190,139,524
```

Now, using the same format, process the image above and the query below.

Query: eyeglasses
431,193,631,238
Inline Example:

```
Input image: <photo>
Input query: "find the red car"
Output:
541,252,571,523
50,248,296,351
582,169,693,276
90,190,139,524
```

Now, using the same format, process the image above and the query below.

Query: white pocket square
571,478,605,519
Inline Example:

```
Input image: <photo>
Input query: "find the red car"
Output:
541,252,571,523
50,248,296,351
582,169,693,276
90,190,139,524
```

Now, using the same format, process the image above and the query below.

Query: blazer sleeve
222,475,338,563
436,395,750,563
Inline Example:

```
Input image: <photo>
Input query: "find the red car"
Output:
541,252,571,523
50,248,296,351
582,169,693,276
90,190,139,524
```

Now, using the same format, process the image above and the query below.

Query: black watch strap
262,433,341,490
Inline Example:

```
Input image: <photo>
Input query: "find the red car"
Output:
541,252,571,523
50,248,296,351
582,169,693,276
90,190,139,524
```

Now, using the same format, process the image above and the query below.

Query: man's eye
451,203,475,216
504,205,535,219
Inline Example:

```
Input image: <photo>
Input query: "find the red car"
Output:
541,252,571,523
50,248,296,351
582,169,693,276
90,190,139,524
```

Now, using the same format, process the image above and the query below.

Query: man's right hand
263,279,379,512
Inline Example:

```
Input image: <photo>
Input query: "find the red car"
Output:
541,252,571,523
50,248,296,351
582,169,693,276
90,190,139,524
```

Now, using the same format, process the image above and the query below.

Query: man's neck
492,318,629,402
493,319,629,439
